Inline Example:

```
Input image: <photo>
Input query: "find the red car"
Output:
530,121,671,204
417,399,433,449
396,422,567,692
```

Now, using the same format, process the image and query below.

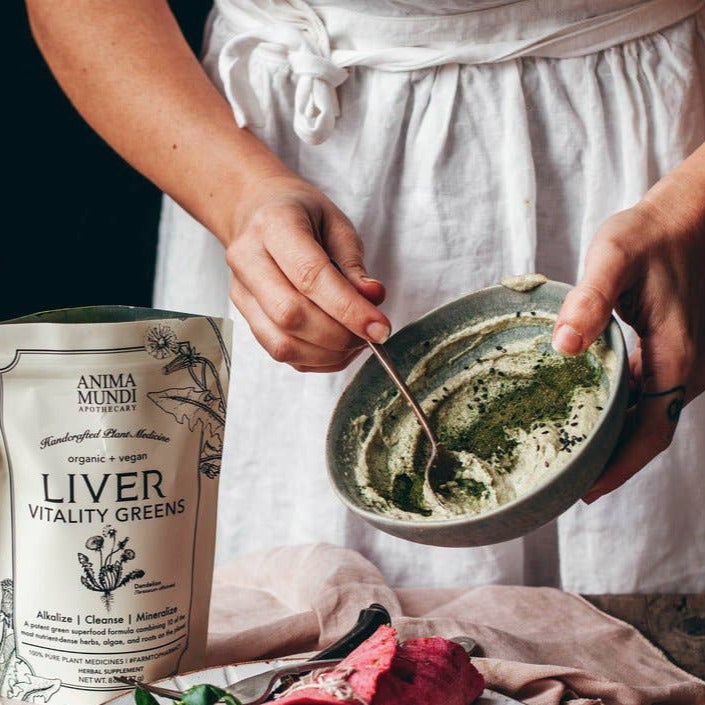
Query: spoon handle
114,676,182,700
312,604,391,660
327,258,440,456
366,341,438,453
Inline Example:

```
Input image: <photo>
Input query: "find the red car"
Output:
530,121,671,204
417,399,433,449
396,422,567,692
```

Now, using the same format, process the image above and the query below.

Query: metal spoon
365,341,459,506
115,658,345,704
330,260,458,505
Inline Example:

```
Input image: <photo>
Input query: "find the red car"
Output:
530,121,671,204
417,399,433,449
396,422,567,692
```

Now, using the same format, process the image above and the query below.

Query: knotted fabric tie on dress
216,0,348,145
289,49,348,145
215,0,705,145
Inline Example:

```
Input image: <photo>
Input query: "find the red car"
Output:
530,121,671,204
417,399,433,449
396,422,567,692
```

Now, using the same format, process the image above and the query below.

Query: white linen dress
154,0,705,592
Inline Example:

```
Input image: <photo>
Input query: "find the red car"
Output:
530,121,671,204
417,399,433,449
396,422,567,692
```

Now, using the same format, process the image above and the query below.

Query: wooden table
584,594,705,679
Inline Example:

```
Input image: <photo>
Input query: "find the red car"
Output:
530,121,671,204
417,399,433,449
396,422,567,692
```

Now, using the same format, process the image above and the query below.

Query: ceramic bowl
326,280,629,547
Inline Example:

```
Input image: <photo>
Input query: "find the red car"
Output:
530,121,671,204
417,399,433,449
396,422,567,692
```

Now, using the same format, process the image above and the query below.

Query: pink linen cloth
207,544,704,705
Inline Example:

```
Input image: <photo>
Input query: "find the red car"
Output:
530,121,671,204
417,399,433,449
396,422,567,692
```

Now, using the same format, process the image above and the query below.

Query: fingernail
361,275,382,285
552,324,583,356
582,490,602,505
366,322,390,343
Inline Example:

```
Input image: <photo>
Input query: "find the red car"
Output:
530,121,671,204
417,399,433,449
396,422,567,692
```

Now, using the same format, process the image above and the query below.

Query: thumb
553,231,637,355
325,214,386,306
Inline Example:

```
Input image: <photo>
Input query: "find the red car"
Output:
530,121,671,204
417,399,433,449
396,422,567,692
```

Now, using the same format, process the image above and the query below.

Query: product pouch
0,307,232,704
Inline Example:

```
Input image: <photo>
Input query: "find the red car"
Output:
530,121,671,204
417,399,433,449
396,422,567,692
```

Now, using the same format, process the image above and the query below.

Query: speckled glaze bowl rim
326,280,628,531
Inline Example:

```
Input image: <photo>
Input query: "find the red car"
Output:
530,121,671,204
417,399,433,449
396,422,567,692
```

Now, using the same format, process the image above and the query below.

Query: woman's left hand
552,143,705,503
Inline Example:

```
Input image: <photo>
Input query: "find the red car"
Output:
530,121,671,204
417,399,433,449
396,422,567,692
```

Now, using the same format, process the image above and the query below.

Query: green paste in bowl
352,311,616,521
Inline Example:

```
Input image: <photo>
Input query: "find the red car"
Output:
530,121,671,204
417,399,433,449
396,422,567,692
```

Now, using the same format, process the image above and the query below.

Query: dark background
4,2,212,321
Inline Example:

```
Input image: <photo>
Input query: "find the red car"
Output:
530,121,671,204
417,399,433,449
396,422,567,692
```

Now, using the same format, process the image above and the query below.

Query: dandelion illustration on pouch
77,525,145,611
145,325,227,479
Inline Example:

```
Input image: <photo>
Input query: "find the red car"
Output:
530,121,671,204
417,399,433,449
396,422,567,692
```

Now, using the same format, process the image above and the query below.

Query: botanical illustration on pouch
0,579,61,702
77,526,145,611
144,324,227,479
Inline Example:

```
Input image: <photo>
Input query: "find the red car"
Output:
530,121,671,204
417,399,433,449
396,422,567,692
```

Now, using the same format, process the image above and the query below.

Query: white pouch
0,307,232,704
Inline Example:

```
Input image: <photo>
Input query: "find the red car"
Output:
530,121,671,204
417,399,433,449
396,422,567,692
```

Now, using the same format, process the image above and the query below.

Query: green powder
390,473,432,517
440,353,599,463
384,352,600,516
453,477,490,499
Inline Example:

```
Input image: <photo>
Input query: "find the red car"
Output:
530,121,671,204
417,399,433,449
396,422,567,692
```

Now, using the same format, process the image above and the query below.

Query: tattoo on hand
642,385,686,423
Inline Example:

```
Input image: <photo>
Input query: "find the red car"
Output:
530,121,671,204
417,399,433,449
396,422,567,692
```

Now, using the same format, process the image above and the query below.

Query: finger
227,242,362,352
263,210,391,343
553,221,639,356
627,344,643,406
324,212,386,306
629,339,643,383
292,348,364,373
229,279,364,368
583,319,692,503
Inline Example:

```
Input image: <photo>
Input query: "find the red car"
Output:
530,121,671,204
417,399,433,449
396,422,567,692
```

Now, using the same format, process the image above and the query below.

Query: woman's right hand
226,174,391,372
25,2,387,374
25,1,388,374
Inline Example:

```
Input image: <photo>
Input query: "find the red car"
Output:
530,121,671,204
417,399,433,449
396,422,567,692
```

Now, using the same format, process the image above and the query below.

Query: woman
27,0,705,591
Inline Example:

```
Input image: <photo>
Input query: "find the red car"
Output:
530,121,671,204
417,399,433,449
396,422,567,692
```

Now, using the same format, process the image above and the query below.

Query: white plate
105,657,523,705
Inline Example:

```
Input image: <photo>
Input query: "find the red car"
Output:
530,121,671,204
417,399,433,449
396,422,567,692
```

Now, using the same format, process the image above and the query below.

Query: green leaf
134,687,160,705
181,684,240,705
